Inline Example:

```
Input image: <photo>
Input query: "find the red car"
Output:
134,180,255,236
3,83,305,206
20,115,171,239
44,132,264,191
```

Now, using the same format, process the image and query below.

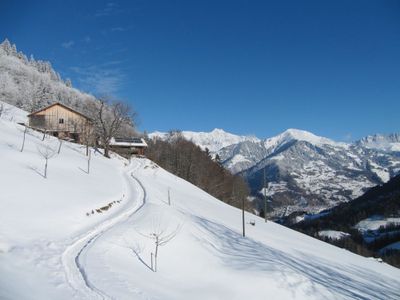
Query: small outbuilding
27,102,93,143
109,137,148,156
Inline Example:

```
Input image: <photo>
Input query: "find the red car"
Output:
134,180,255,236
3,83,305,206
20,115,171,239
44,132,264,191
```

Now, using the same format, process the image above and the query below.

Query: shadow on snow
192,215,399,300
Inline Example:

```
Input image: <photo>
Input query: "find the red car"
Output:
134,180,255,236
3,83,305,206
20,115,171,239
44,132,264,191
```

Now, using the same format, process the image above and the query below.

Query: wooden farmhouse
109,137,148,157
27,102,93,143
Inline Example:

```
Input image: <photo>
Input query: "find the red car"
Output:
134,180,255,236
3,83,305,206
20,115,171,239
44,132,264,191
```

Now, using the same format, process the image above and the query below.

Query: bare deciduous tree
138,221,181,272
93,97,136,158
37,143,56,178
42,129,47,141
57,139,63,154
81,122,95,156
122,239,153,271
20,126,28,152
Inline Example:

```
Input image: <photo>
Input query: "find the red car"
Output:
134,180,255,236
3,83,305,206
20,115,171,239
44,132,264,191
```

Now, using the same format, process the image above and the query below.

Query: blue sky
1,0,399,140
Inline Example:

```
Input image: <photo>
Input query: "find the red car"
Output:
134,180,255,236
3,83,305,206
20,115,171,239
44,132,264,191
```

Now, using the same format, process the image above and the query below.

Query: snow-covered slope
0,101,129,298
2,103,400,299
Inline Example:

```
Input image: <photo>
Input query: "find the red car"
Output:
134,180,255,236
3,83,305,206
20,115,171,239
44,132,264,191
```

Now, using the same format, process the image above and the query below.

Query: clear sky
1,0,399,140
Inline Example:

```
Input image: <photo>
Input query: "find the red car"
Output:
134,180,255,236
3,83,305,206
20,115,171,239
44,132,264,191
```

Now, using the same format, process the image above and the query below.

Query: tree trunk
154,236,159,272
58,140,62,154
264,168,267,222
87,150,91,174
104,144,110,158
242,197,245,237
20,127,27,152
44,158,48,178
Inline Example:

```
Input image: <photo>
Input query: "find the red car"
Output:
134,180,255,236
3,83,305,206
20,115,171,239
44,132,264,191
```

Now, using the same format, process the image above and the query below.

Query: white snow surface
0,100,28,124
150,128,346,154
225,153,251,168
1,104,400,300
264,128,347,150
318,230,350,240
358,134,400,152
367,160,390,182
355,216,400,233
109,137,148,147
149,128,259,152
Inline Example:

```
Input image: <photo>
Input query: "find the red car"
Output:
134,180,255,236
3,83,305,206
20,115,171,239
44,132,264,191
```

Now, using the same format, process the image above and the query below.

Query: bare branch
37,143,57,178
134,217,182,272
91,97,136,158
0,103,11,119
37,143,57,160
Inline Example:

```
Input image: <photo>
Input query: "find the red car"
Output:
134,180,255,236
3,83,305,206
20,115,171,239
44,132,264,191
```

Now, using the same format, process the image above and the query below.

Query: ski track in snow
61,159,147,299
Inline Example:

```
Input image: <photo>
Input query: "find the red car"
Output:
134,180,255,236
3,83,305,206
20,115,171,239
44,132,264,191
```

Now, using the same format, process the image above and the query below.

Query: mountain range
151,128,400,216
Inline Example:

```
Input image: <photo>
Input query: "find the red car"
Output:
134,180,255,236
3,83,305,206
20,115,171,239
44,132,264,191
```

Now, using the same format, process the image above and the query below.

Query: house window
59,118,64,124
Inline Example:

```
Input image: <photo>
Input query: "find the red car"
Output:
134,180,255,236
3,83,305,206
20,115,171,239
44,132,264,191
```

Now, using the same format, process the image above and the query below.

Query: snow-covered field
355,216,400,233
1,102,400,299
318,230,350,240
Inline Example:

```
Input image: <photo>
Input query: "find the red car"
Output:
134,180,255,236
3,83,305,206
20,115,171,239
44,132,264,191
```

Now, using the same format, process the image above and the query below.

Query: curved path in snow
61,159,147,300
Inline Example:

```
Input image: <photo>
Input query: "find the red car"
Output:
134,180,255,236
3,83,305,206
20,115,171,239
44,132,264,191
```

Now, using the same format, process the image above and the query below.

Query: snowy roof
109,137,147,147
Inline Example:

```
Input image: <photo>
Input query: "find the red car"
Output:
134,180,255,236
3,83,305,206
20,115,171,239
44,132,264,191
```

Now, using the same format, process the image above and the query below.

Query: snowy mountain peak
357,133,400,152
193,127,400,215
280,128,339,146
262,128,343,153
210,128,226,134
150,129,260,153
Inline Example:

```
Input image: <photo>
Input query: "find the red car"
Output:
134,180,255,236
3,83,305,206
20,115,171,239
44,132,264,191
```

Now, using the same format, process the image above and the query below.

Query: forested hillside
146,131,252,211
0,39,96,114
0,39,138,156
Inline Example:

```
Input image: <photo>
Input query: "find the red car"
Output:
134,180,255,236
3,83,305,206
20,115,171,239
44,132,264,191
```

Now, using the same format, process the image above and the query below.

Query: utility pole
87,149,91,174
264,168,267,222
242,196,246,237
234,184,245,237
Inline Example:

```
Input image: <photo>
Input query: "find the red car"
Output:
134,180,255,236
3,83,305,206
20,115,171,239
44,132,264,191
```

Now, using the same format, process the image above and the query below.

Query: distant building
27,102,93,143
109,137,148,156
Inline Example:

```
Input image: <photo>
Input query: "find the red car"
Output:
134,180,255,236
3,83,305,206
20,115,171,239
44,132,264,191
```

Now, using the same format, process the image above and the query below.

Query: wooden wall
29,104,92,134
